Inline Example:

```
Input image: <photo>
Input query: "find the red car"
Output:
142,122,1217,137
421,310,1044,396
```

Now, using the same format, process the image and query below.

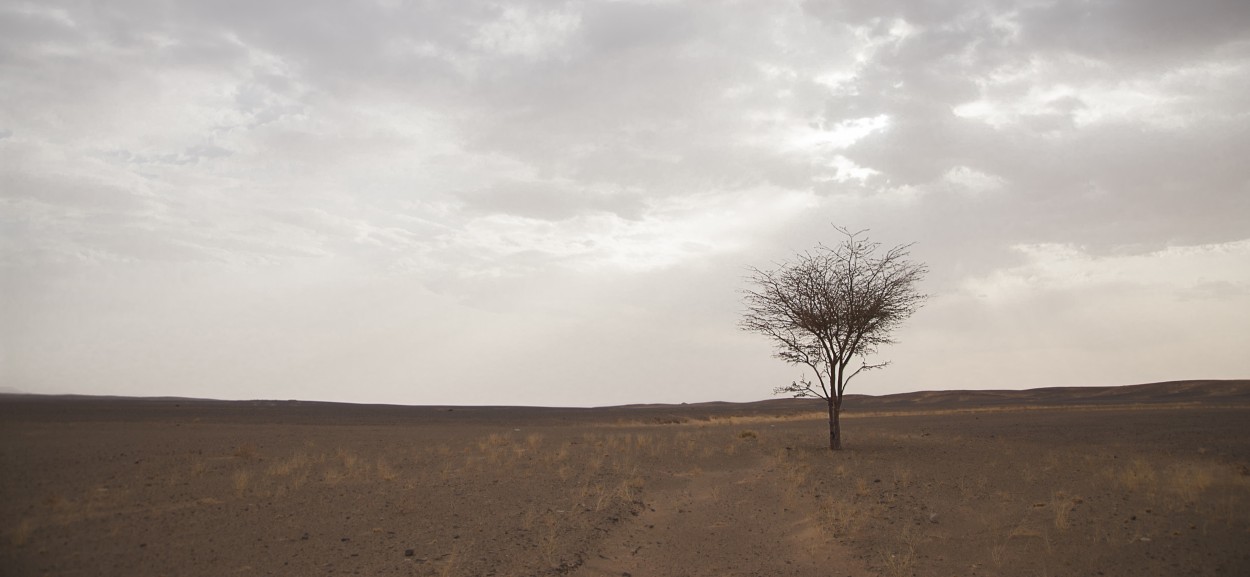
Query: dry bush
738,429,759,440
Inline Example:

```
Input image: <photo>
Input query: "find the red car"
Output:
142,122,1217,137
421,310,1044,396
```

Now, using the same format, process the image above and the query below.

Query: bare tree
741,227,927,450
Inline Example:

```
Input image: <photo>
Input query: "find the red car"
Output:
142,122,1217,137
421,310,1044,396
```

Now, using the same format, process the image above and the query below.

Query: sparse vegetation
4,395,1249,576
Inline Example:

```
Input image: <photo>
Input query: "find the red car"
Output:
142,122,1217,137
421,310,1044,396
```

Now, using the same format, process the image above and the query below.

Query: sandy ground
2,381,1249,576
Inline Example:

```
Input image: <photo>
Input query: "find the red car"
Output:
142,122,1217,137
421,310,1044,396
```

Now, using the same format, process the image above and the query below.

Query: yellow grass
233,443,258,459
1116,459,1157,493
10,518,33,547
376,458,398,482
1052,492,1075,530
232,470,250,496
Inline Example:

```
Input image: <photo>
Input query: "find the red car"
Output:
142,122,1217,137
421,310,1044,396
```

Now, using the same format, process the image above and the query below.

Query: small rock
405,549,414,557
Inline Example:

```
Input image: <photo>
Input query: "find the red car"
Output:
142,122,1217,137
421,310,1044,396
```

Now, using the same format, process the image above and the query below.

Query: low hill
842,379,1250,412
2,380,1246,424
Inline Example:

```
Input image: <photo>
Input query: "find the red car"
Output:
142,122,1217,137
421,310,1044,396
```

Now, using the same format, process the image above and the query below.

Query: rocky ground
2,381,1248,576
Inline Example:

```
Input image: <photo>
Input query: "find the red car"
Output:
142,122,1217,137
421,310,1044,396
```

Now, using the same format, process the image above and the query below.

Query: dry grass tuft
376,458,398,481
232,470,250,496
537,515,562,567
879,542,916,577
817,495,861,536
855,477,870,498
892,466,913,488
1119,459,1157,491
1168,465,1215,503
615,476,644,505
335,448,360,472
1051,492,1078,530
439,541,462,577
10,518,33,547
478,433,511,452
233,443,258,459
990,542,1007,566
267,452,311,477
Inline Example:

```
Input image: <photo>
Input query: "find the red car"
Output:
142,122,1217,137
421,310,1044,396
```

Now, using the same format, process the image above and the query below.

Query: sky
2,0,1248,407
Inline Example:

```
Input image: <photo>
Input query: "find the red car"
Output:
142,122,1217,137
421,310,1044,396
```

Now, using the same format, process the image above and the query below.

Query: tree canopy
741,227,927,450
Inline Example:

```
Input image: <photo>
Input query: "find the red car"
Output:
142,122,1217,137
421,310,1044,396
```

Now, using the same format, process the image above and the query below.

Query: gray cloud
2,0,1248,404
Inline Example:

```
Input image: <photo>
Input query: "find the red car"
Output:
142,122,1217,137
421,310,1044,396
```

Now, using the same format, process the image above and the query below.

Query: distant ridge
842,379,1250,411
2,380,1247,416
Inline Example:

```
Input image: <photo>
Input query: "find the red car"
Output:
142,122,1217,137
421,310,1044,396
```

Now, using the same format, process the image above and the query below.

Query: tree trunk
827,397,842,451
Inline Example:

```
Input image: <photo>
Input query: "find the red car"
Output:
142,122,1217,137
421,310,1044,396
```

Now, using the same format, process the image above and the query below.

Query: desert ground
2,380,1249,577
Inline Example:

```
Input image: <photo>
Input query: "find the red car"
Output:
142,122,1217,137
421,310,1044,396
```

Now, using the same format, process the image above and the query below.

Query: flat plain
2,380,1249,576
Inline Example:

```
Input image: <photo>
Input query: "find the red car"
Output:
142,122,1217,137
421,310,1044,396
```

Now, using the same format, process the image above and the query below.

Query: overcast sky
2,0,1248,406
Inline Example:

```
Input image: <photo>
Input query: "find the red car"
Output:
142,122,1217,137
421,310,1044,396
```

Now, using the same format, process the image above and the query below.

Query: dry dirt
2,380,1249,576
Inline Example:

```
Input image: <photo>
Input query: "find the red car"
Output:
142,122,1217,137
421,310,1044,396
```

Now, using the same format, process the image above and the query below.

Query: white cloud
964,239,1250,302
953,53,1248,132
786,114,892,151
453,185,820,274
940,166,1006,196
472,5,581,59
825,155,880,183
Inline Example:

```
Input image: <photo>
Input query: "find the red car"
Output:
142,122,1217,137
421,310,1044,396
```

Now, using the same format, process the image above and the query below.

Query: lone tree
741,227,927,450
